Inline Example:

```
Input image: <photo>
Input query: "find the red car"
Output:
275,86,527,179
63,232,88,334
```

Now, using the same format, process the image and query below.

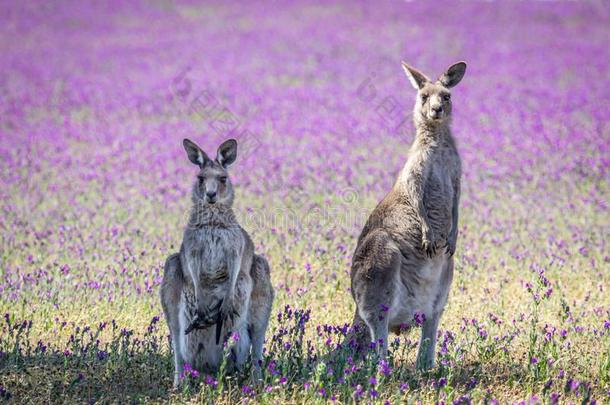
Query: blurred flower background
0,1,608,403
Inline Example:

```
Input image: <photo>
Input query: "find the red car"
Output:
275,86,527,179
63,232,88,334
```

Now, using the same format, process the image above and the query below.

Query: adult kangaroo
160,138,274,387
350,61,466,370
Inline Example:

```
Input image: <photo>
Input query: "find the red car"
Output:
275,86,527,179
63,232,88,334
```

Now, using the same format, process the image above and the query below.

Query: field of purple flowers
1,1,609,403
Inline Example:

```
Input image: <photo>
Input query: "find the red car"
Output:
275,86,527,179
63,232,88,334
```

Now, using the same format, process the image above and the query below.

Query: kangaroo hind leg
248,254,274,382
160,253,186,387
351,231,400,358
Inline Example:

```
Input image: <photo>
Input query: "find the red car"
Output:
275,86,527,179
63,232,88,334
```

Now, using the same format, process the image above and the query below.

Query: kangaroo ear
183,138,209,167
216,139,237,168
402,62,429,90
438,61,467,88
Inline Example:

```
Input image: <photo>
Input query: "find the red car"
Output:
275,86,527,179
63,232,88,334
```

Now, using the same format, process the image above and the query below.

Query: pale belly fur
388,253,450,327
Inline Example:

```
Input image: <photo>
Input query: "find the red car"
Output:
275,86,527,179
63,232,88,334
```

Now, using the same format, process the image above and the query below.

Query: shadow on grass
0,349,535,403
0,312,544,403
0,351,175,403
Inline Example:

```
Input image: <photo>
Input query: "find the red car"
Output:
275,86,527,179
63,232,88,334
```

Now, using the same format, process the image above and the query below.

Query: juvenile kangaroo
350,61,466,370
160,138,274,387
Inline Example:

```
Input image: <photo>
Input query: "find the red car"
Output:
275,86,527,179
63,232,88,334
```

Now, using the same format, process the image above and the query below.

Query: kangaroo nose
206,191,217,199
432,105,442,113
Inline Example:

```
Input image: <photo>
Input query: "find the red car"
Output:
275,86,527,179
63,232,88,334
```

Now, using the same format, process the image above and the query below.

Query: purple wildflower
379,359,392,376
414,311,426,326
242,385,255,397
549,392,560,405
203,369,218,388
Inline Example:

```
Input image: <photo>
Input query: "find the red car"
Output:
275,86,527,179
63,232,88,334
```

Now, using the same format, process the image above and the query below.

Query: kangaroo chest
183,226,243,278
423,148,460,238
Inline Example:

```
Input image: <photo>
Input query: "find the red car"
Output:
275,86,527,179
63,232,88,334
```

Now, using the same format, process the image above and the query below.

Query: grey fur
160,138,274,387
350,62,466,370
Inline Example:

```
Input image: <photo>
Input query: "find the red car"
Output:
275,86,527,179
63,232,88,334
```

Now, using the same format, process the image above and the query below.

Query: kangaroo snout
206,190,217,203
430,105,443,118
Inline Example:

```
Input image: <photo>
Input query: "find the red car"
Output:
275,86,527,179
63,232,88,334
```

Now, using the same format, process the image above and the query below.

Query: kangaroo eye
443,94,451,101
421,94,428,102
198,176,205,185
219,177,227,184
